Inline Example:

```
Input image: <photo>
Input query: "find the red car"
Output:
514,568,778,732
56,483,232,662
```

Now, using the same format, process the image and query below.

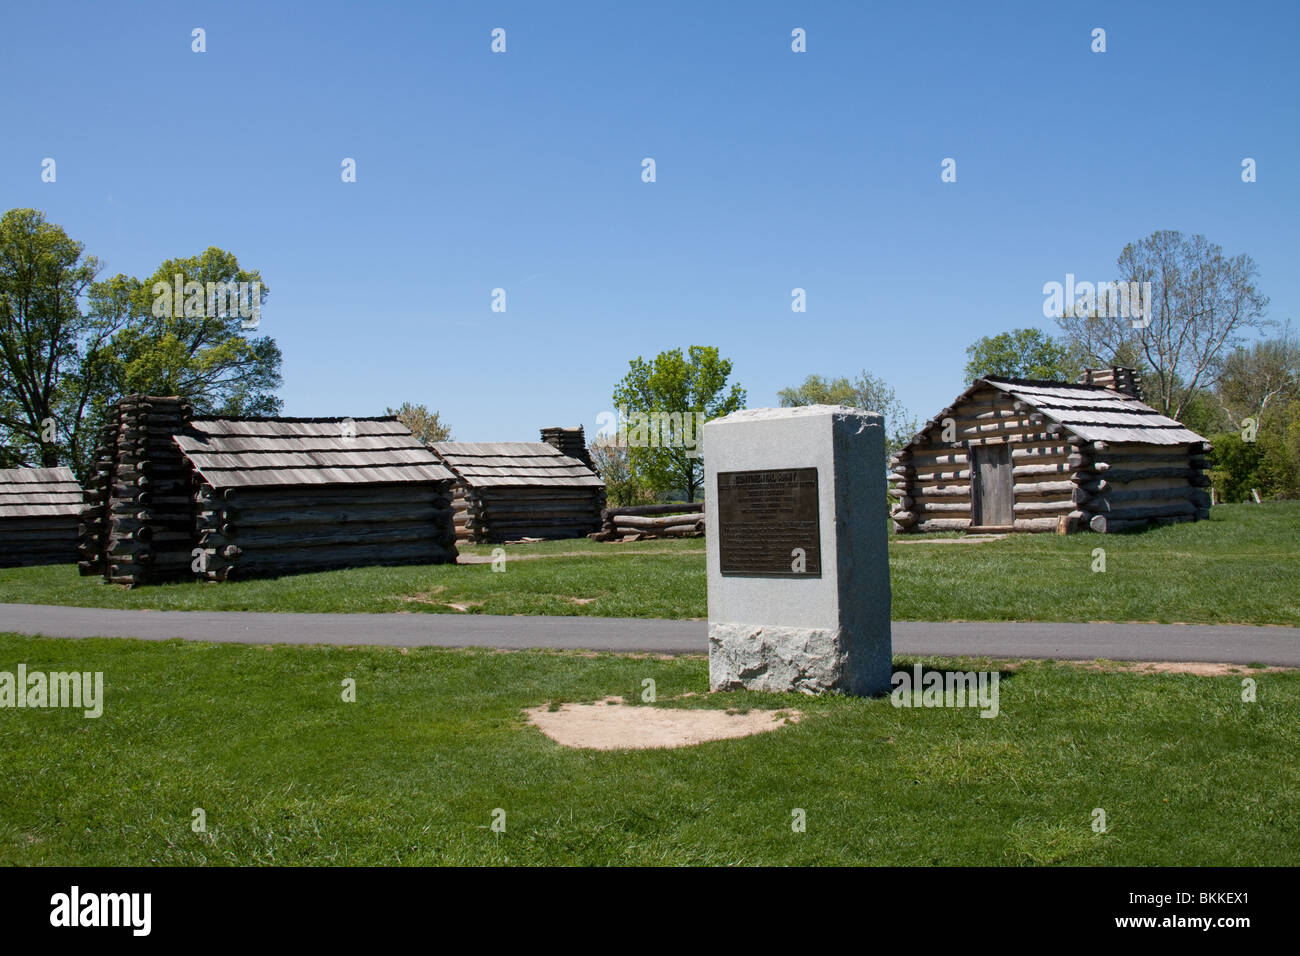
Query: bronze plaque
716,468,821,576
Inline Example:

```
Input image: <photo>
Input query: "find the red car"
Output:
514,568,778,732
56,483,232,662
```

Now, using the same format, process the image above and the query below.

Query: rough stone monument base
708,625,853,695
704,406,891,697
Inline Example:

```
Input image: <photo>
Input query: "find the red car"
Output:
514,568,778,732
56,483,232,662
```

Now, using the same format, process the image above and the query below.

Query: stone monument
704,405,891,696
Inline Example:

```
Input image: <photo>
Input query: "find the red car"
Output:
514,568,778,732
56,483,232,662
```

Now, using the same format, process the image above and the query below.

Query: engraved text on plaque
716,468,821,576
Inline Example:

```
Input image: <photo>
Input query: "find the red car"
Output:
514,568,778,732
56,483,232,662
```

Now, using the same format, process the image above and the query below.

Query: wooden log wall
78,411,121,576
193,482,458,581
0,516,79,567
1069,441,1212,533
453,483,604,543
78,395,196,584
590,502,705,541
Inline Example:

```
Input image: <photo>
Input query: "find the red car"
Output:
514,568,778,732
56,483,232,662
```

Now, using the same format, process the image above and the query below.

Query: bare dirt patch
399,586,447,605
456,549,705,564
443,601,485,612
525,696,801,750
1066,660,1289,676
893,534,1008,545
998,659,1291,676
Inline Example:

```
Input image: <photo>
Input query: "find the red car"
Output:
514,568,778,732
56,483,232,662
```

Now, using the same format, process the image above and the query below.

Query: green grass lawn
1,633,1294,865
0,503,1296,625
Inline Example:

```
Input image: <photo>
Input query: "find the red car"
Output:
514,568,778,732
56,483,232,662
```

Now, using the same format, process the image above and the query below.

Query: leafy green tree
589,438,654,506
964,328,1079,384
387,402,451,444
611,346,745,501
1177,387,1229,438
1265,400,1300,498
1200,331,1300,499
0,209,101,467
1,209,285,476
1208,431,1265,502
98,247,282,416
1256,405,1300,499
1215,331,1300,430
777,370,918,455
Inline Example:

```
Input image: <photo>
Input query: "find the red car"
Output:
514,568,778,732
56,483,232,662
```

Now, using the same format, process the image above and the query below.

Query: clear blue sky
4,1,1297,440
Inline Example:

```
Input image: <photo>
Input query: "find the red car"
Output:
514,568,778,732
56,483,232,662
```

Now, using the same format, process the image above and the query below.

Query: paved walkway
1,604,1297,666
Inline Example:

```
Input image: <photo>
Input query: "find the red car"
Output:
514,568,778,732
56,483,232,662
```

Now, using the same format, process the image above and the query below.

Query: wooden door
972,444,1014,527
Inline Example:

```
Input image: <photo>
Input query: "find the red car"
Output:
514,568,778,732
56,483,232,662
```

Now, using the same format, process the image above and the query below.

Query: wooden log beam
1090,514,1158,533
1089,501,1196,522
909,484,971,498
908,470,968,484
1010,479,1074,496
913,518,972,531
1013,501,1075,515
1102,466,1198,483
600,503,704,519
1013,517,1065,532
1100,445,1197,460
1011,447,1072,461
218,487,455,508
655,526,704,537
203,544,458,578
1082,495,1195,514
202,524,444,551
905,450,968,464
200,505,446,528
610,513,703,529
965,432,1056,447
1012,462,1072,477
913,502,970,514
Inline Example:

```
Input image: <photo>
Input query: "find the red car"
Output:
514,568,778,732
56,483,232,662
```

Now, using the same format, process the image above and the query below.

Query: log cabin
176,416,459,580
890,367,1212,534
77,395,459,584
0,467,82,567
432,439,605,543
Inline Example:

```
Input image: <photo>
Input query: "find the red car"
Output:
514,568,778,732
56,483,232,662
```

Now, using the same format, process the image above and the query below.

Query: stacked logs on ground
1067,440,1212,533
193,484,458,581
453,485,605,543
589,502,705,541
79,395,196,584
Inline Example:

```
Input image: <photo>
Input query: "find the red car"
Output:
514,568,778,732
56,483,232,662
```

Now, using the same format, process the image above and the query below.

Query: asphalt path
1,603,1297,666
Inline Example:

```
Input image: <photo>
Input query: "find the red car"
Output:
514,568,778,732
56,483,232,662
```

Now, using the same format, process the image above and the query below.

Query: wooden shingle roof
174,417,455,489
902,376,1209,452
982,377,1207,444
432,441,604,489
0,467,83,519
